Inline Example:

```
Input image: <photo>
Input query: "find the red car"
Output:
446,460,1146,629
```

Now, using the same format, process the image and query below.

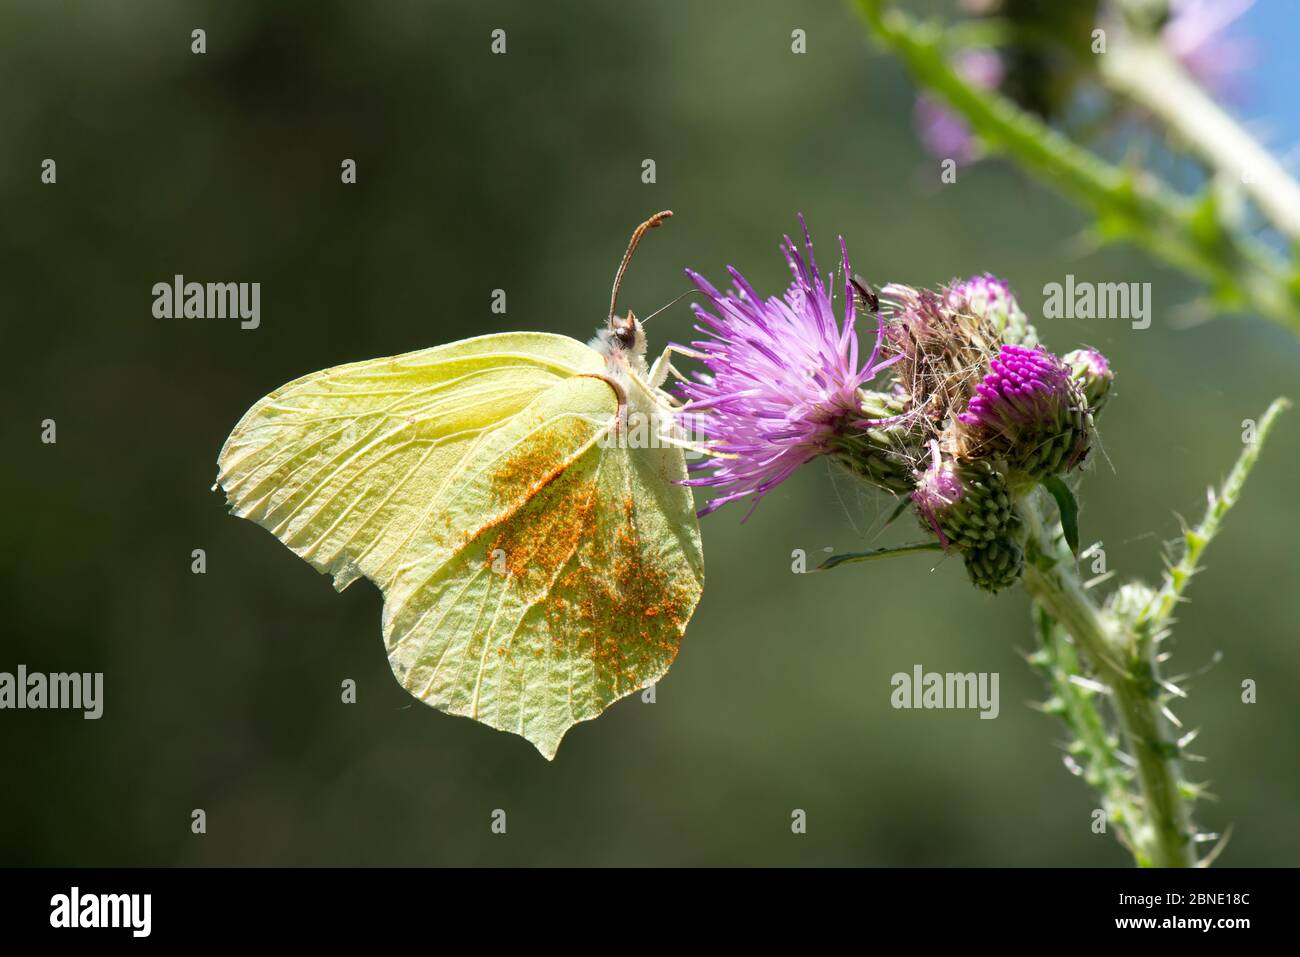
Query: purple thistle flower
1064,346,1110,380
957,343,1094,481
959,344,1075,435
677,218,897,519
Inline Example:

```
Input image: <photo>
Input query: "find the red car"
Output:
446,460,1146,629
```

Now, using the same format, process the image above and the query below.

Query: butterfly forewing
217,333,602,590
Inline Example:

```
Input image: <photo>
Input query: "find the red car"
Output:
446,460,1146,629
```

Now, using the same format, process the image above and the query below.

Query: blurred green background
2,0,1296,866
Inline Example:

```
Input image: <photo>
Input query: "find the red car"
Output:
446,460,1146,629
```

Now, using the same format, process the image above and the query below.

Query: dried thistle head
877,274,1038,453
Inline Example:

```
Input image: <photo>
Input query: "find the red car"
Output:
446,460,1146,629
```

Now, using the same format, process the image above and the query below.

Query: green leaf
818,541,944,570
1042,476,1080,557
883,497,911,527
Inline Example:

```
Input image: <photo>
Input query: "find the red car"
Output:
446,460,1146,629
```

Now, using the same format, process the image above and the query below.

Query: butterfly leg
647,344,705,390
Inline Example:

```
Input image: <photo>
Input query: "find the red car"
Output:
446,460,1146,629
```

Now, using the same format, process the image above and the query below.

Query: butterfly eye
612,312,639,349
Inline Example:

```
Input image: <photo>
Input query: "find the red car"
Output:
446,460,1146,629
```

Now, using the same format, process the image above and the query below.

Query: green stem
852,0,1300,336
1021,494,1195,867
1031,607,1144,859
1101,38,1300,244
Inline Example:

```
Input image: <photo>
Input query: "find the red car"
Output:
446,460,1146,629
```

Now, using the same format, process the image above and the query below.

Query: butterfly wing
217,332,703,757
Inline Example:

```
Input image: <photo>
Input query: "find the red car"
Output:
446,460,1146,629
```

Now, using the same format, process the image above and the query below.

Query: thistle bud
957,344,1092,485
1105,580,1156,624
964,534,1026,593
1063,347,1113,416
828,390,922,493
912,450,1018,550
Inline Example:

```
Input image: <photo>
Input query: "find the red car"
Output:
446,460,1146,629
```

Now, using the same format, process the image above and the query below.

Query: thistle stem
1020,495,1195,867
1101,23,1300,243
852,0,1300,337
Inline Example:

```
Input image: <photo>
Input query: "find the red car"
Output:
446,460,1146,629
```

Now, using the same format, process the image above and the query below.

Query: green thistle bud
828,390,919,494
1105,580,1156,624
964,533,1026,593
913,452,1019,549
830,432,917,494
1063,347,1114,417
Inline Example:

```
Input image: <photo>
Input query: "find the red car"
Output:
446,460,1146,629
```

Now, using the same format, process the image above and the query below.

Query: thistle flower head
957,343,1092,481
912,442,964,542
678,227,1113,596
959,344,1075,433
678,218,896,518
964,535,1026,594
912,444,1018,554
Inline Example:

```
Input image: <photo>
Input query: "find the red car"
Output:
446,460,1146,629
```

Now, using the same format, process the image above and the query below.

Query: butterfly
215,211,704,758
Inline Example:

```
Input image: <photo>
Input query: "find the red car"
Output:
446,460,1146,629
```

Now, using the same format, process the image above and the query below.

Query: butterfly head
603,309,645,355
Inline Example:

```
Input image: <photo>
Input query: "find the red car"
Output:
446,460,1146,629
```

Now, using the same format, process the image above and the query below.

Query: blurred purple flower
914,49,1004,163
1162,0,1255,99
677,218,897,519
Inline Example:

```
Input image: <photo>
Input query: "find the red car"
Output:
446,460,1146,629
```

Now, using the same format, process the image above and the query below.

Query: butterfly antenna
640,288,703,326
609,210,673,325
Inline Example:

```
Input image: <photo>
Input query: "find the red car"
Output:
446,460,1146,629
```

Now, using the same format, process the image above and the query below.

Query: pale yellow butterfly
215,212,704,758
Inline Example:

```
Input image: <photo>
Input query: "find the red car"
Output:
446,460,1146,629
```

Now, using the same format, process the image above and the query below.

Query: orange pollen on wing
488,418,592,505
471,423,694,697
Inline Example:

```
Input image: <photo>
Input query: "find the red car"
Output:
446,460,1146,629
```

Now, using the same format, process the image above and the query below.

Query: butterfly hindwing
218,332,703,757
385,376,703,757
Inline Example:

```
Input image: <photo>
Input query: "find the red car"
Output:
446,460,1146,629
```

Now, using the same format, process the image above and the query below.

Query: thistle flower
956,343,1093,483
959,344,1074,432
912,443,965,546
878,275,1034,430
678,218,898,518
